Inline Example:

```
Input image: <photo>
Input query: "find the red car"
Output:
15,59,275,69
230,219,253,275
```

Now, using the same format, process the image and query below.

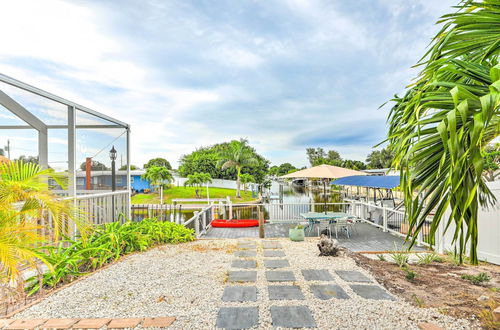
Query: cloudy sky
0,0,457,169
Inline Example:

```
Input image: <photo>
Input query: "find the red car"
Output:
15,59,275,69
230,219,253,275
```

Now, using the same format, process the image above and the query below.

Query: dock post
258,204,265,238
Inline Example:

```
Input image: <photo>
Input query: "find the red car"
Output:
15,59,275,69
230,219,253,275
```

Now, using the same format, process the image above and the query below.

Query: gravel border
14,238,477,329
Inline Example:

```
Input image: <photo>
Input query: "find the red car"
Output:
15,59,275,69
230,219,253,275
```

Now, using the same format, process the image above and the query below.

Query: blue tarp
331,175,400,189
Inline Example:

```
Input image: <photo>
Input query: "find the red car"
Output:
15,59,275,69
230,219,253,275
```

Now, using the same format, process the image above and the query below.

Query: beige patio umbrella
280,164,366,213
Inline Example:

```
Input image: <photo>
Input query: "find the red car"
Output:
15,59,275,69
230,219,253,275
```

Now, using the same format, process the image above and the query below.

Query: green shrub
461,272,491,285
416,253,441,265
390,251,409,267
403,266,417,281
376,254,386,261
26,218,194,295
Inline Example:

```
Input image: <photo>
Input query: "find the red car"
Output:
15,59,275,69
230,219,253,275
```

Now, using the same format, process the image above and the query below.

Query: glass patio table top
299,212,350,221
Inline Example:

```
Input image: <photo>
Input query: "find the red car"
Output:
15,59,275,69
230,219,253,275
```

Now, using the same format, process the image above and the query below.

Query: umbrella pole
323,179,327,214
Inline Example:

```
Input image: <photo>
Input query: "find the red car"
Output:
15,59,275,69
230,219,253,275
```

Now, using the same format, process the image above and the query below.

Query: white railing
184,205,213,238
346,199,432,248
69,191,130,226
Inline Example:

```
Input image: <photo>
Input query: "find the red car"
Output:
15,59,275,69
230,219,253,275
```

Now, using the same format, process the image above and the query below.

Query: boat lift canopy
331,175,400,189
331,175,401,206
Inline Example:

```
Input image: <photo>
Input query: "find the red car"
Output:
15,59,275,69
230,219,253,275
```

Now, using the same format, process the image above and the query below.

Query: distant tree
79,160,108,171
143,157,172,170
483,143,499,182
178,139,269,185
184,172,212,198
366,148,394,169
218,139,258,198
142,166,173,189
15,155,38,164
119,164,138,170
306,148,343,166
341,160,366,170
269,163,298,177
240,173,255,191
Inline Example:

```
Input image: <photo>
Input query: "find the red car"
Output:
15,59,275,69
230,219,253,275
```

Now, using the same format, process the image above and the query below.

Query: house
74,170,154,192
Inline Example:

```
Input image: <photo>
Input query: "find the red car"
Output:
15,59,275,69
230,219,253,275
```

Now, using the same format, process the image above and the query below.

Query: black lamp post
110,146,117,220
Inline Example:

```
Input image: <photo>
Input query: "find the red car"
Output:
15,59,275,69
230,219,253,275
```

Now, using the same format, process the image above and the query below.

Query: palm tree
142,166,173,204
386,0,499,264
0,161,86,287
239,173,254,191
218,139,257,198
184,172,212,198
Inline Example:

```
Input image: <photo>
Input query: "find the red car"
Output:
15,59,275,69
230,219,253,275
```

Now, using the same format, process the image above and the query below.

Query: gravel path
14,238,476,329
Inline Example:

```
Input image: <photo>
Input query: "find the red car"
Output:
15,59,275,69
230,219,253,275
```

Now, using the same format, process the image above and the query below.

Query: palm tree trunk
236,167,241,198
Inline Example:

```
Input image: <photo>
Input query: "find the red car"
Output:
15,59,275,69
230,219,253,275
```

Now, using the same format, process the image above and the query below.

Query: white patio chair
333,217,351,239
317,220,334,238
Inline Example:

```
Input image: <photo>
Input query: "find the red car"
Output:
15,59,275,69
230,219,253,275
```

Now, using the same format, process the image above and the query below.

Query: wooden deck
202,222,427,252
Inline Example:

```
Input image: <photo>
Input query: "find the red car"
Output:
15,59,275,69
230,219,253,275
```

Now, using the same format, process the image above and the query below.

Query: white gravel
14,238,477,329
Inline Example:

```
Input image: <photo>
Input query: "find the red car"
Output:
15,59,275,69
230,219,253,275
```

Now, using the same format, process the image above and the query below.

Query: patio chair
317,220,333,238
347,216,359,235
333,217,351,239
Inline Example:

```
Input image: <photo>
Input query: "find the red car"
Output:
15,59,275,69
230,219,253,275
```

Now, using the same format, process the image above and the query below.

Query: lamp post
110,146,117,221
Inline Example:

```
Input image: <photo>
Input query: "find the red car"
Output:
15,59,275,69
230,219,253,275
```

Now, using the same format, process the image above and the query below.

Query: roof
280,164,366,179
76,170,145,177
331,175,400,189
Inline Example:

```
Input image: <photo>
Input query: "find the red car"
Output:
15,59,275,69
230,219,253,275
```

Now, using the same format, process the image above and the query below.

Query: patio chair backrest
336,217,349,226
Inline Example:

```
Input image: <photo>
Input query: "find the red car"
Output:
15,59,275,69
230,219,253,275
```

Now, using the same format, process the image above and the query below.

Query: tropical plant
239,173,254,191
386,0,500,264
0,161,87,289
416,252,442,265
143,157,172,170
183,172,212,198
461,272,491,285
218,139,258,198
142,166,173,189
26,218,194,295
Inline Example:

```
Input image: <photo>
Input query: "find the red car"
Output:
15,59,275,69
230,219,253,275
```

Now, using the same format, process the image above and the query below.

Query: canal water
130,180,342,223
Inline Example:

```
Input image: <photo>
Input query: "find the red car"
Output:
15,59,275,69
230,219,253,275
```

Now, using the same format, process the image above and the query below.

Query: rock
477,295,489,302
317,235,341,256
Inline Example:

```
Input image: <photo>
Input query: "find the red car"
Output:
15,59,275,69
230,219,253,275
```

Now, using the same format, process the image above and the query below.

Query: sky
0,0,457,169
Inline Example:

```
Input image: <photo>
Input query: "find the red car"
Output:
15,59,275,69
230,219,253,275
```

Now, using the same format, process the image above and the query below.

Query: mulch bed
350,252,500,328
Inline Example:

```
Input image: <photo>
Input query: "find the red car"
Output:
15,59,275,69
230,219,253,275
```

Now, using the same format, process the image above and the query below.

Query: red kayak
211,219,260,228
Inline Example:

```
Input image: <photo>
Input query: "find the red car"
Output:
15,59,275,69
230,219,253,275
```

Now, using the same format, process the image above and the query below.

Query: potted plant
289,224,305,242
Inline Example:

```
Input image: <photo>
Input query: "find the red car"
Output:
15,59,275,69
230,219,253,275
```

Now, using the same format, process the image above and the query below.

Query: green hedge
27,218,194,295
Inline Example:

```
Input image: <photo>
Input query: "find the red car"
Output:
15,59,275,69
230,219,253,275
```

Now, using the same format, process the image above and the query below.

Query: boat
211,219,260,228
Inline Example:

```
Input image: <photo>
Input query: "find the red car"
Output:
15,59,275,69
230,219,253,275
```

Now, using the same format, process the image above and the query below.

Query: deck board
202,222,426,252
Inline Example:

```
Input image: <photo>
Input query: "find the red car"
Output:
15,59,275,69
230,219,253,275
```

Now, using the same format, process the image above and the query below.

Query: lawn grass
131,186,256,204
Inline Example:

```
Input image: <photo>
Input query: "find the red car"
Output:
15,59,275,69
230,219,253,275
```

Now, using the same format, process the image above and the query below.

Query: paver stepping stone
336,270,372,283
270,306,316,328
268,285,305,300
231,259,257,269
238,242,257,249
264,259,290,269
310,284,349,300
263,241,282,249
263,250,286,257
228,271,257,282
234,250,257,257
216,307,259,329
222,286,258,302
265,271,296,282
349,284,394,300
301,269,334,281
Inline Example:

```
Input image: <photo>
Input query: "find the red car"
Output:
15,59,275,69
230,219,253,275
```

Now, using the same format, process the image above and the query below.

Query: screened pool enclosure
0,73,131,225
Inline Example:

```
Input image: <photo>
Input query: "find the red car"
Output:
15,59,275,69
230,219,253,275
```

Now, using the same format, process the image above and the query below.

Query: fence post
194,211,200,237
350,201,355,216
202,211,207,232
417,229,423,247
382,207,388,232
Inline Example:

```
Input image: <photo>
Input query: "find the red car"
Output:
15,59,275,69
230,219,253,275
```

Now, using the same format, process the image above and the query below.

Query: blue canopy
331,175,400,189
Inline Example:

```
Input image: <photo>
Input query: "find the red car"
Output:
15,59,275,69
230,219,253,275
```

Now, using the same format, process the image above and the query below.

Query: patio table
299,212,350,235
